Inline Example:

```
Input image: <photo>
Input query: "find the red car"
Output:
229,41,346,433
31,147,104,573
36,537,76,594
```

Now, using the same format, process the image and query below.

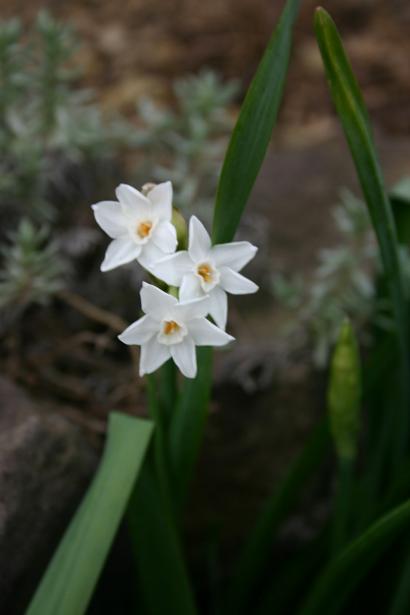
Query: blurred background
0,0,410,612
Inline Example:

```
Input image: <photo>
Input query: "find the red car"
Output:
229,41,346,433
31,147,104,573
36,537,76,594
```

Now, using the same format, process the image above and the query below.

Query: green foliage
0,219,67,313
26,413,153,615
0,12,130,222
212,0,301,244
315,7,410,461
134,70,239,222
301,498,410,615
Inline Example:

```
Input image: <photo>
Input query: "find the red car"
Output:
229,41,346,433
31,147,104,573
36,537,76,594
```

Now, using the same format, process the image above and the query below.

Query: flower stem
146,374,173,512
159,359,178,428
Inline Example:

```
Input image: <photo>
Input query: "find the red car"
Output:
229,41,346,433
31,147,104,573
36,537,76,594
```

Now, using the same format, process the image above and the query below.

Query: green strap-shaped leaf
26,412,153,615
314,8,410,457
301,498,410,615
212,0,301,244
170,0,302,523
225,420,330,615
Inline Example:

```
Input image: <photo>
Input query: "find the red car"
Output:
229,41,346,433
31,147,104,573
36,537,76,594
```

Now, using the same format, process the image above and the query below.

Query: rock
0,377,98,614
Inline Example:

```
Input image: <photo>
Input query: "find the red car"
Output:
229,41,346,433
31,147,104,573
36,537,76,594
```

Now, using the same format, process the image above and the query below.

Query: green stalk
126,379,197,615
332,457,354,555
128,461,198,615
159,359,178,428
327,319,361,554
169,347,213,514
358,368,400,530
146,374,173,514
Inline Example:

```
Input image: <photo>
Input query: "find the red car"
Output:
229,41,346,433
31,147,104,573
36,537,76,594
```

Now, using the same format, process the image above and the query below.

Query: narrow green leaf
169,0,302,520
168,0,302,534
301,498,410,615
212,0,301,244
314,8,410,458
26,412,153,615
225,420,330,615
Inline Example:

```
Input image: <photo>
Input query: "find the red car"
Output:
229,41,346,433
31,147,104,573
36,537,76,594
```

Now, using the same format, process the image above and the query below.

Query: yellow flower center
197,263,213,283
163,320,180,335
136,220,153,238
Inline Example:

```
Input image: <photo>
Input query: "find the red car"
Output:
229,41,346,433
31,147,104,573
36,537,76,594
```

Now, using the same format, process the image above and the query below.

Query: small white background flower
152,216,258,329
119,283,234,378
92,181,177,272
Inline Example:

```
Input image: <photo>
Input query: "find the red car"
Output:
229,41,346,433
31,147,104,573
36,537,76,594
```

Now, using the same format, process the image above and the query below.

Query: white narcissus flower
151,216,258,329
92,181,177,272
119,283,234,378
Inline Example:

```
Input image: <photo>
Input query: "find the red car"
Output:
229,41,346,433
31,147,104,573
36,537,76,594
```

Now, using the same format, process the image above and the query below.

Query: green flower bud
141,182,157,196
327,318,361,460
172,208,188,250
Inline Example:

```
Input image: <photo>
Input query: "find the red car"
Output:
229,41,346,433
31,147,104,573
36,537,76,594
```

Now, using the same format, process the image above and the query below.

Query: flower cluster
92,181,258,378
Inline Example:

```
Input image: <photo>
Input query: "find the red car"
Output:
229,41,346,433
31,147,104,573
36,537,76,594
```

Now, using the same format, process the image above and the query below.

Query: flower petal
140,282,177,319
138,241,169,272
174,295,210,322
118,315,158,345
101,237,141,272
140,337,171,376
219,267,259,294
208,286,228,329
188,216,212,262
115,184,149,220
148,181,173,220
189,317,234,346
179,273,202,301
151,220,177,253
212,241,258,272
92,201,126,238
151,251,193,285
170,336,197,378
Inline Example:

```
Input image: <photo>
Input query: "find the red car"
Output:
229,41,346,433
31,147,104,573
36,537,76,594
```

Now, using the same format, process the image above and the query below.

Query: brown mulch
0,0,409,136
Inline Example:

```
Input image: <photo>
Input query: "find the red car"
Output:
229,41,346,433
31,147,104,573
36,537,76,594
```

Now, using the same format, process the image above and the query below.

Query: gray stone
0,377,98,614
